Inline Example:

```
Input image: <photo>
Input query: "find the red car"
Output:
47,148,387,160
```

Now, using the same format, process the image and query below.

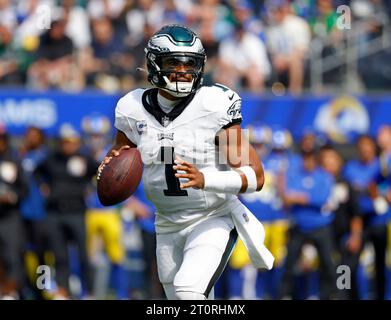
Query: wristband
201,169,242,194
201,166,258,194
237,166,257,193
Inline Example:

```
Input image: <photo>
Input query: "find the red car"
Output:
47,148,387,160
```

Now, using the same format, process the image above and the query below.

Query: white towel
230,202,275,270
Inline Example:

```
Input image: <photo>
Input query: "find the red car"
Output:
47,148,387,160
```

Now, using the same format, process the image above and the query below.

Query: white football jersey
114,84,243,233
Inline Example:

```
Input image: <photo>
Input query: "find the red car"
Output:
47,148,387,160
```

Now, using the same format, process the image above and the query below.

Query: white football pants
156,214,238,300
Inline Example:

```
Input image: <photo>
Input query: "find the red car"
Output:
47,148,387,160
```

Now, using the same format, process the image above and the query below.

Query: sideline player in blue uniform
19,127,48,299
228,127,293,299
344,135,387,300
279,146,336,300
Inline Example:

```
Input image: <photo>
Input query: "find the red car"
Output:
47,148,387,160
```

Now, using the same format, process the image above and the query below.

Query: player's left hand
173,157,205,190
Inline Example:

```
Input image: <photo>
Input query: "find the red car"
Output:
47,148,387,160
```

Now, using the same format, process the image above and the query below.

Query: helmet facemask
147,51,206,98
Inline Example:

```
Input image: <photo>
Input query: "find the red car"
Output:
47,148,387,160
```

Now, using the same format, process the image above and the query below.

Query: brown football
97,148,143,206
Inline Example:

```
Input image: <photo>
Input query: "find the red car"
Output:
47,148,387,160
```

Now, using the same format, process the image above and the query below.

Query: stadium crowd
0,0,391,94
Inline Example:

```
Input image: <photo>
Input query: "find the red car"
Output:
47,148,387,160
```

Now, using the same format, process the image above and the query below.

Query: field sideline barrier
0,89,390,143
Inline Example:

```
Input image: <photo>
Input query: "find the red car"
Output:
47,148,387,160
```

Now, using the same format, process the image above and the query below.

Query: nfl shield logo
136,120,147,134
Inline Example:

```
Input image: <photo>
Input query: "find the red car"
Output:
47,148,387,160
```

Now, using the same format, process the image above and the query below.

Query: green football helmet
145,24,206,97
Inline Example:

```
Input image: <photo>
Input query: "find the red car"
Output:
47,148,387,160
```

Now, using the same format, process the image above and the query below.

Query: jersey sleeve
215,84,243,129
114,93,140,146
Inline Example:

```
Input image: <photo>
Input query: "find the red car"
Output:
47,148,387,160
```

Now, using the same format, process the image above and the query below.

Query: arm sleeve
248,38,271,77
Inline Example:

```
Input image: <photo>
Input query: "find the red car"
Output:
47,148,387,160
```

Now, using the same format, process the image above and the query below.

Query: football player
98,25,273,300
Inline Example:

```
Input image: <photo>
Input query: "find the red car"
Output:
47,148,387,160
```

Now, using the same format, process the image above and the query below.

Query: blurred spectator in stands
126,184,164,299
309,0,344,86
372,126,391,298
0,0,16,34
265,0,311,94
187,0,233,40
124,0,166,47
343,135,387,299
353,0,391,90
12,1,56,83
14,0,53,49
377,125,391,204
376,125,391,297
232,0,267,40
320,145,363,300
299,130,317,154
27,17,83,90
228,125,273,299
198,23,218,87
122,0,186,48
229,126,291,299
291,0,317,20
34,124,98,299
0,123,27,300
309,0,340,38
0,0,19,84
129,23,155,87
190,0,234,86
377,125,391,160
81,115,128,299
83,16,135,92
216,21,271,92
193,6,219,85
289,129,324,171
57,0,91,50
19,127,48,300
87,0,126,21
383,0,391,19
255,128,292,299
279,147,336,300
160,0,186,27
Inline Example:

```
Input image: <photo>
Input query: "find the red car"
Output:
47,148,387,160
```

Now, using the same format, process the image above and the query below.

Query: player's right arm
97,130,136,174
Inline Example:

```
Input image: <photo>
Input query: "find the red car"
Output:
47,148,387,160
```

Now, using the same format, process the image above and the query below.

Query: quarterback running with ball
98,25,274,300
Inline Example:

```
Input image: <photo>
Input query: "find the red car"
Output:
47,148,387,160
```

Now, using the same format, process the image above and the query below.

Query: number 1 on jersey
161,147,188,196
